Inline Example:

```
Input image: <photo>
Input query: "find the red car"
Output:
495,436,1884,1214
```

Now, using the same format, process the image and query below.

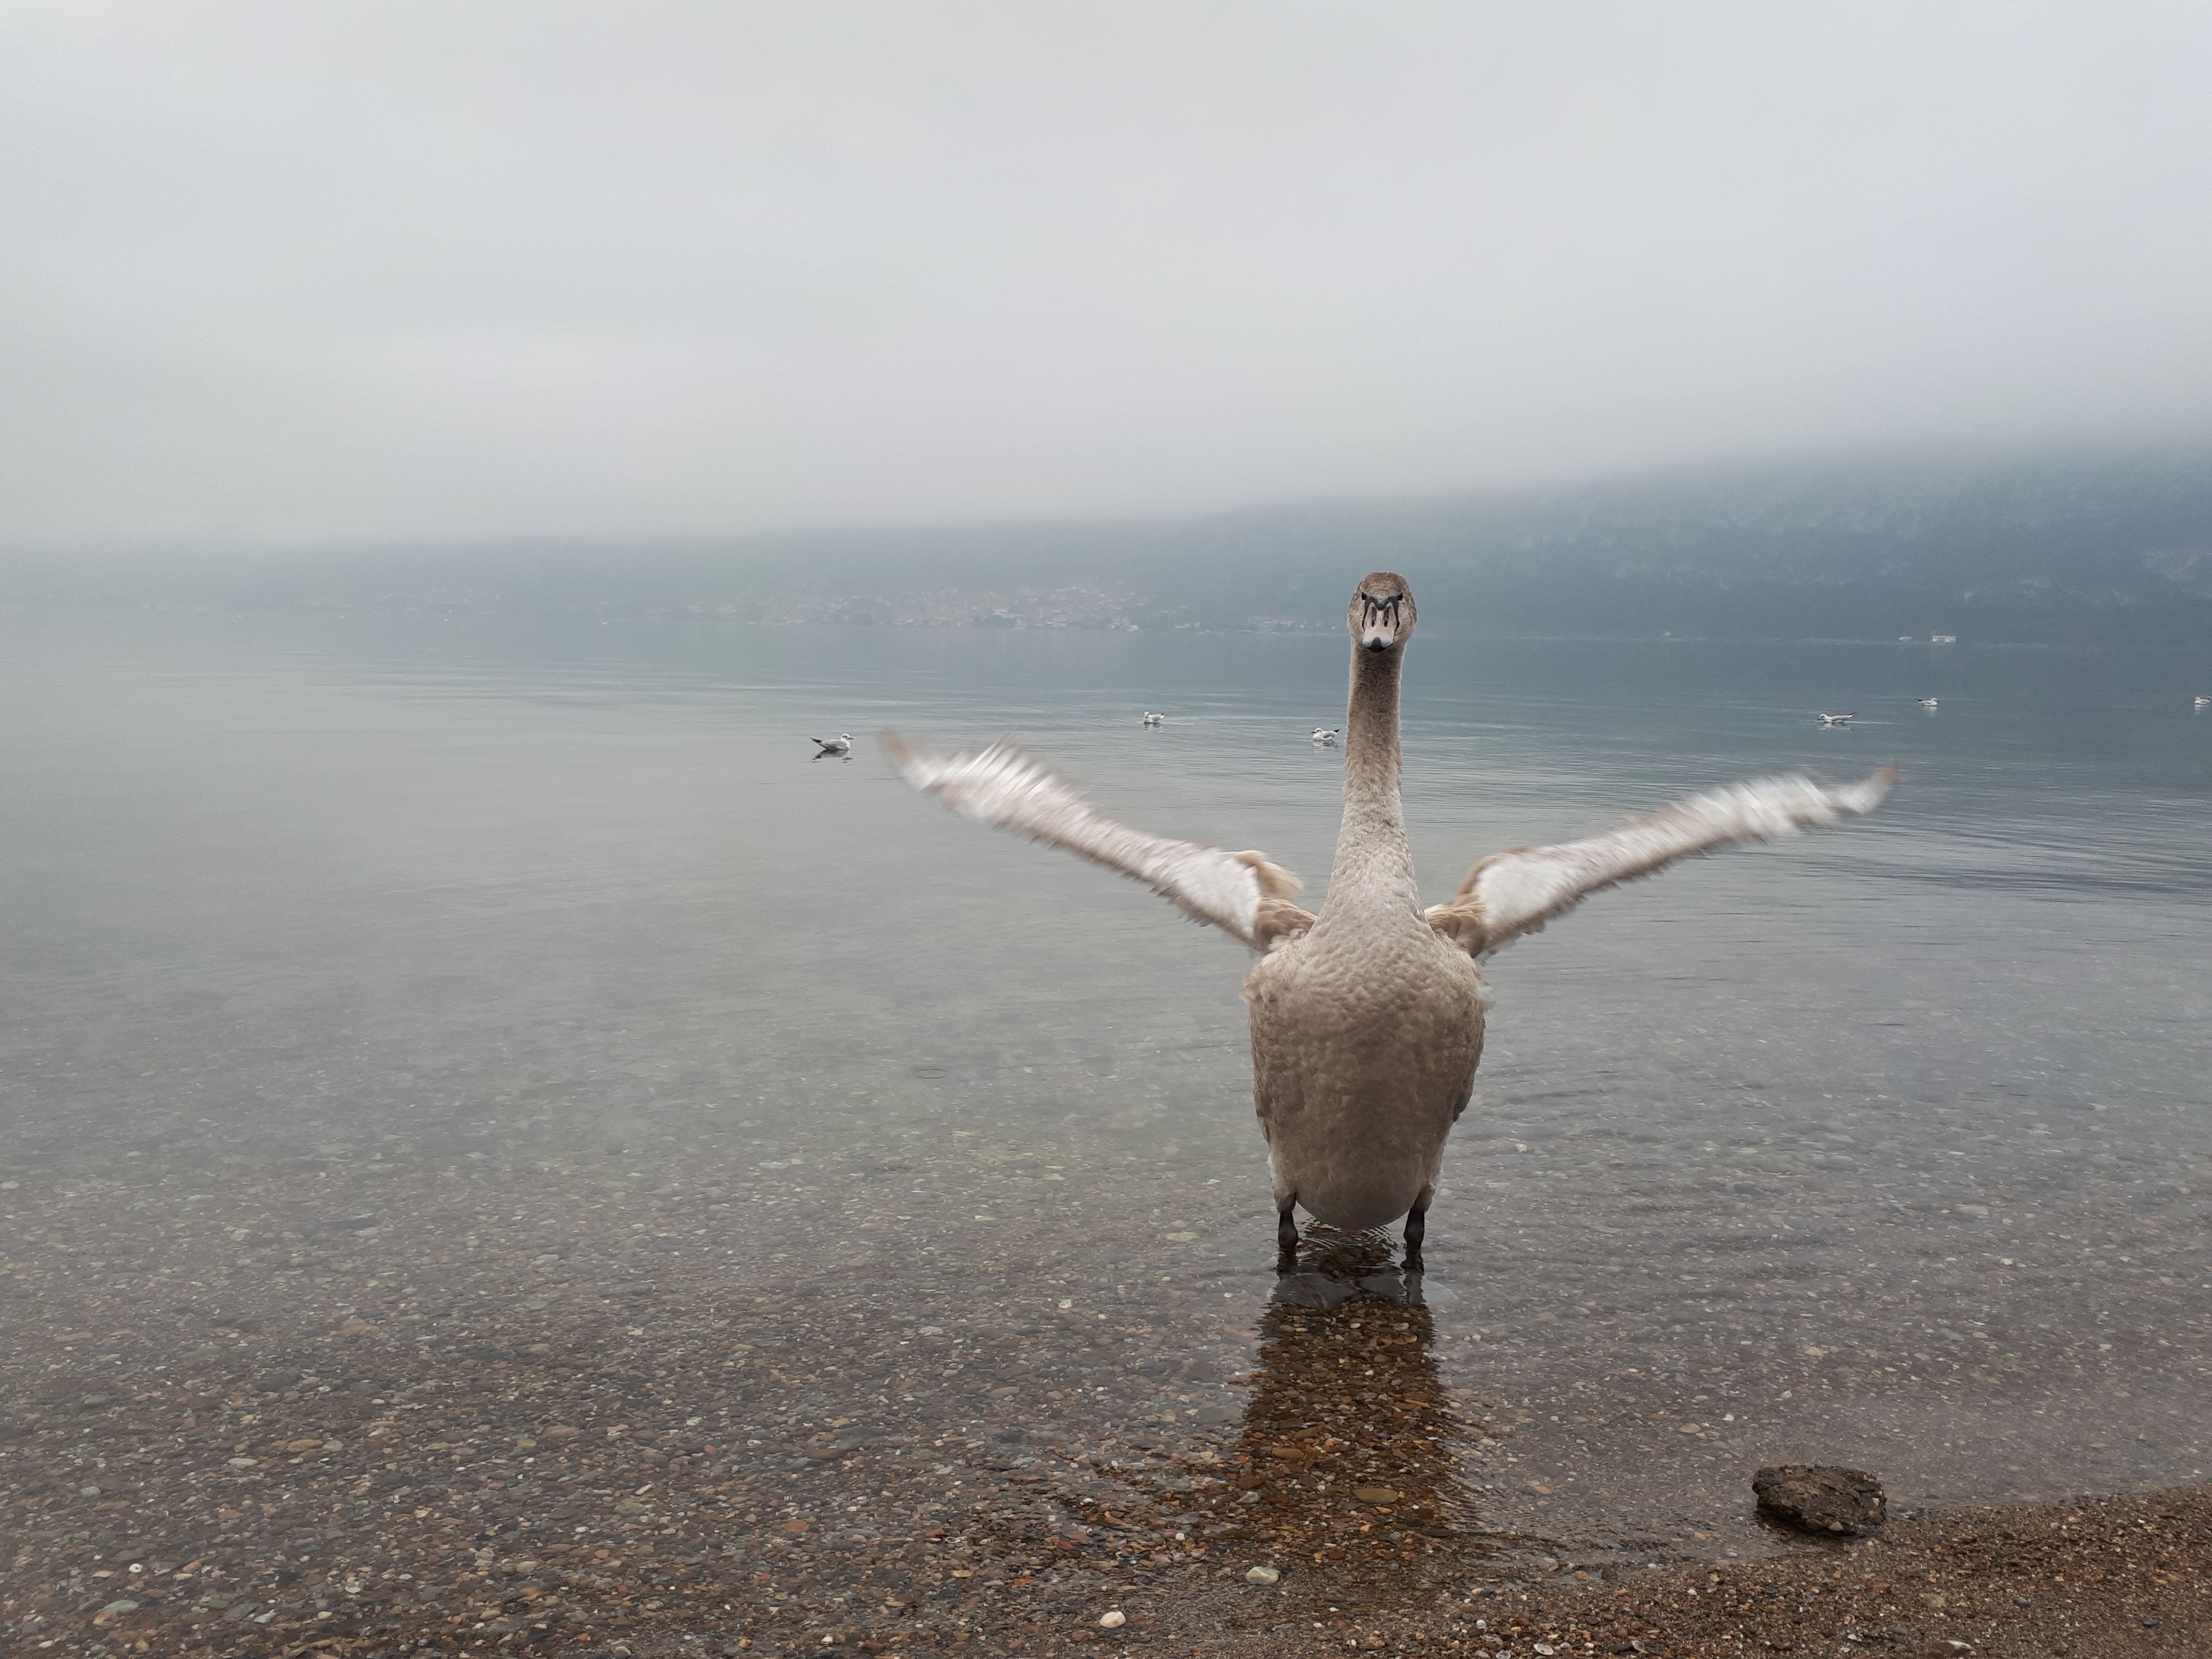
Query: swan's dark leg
1275,1202,1299,1270
1402,1202,1427,1273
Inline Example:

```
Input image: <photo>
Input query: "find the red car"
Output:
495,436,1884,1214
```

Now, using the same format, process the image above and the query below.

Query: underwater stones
1269,1273,1358,1310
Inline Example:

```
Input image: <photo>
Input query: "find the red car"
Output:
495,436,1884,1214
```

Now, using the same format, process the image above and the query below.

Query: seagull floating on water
1816,712,1856,726
1917,697,1939,710
2196,696,2210,709
883,573,1894,1269
1312,727,1340,745
811,733,854,757
1142,711,1166,727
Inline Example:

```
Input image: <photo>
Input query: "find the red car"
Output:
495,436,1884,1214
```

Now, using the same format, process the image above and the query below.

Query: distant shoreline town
8,449,2212,646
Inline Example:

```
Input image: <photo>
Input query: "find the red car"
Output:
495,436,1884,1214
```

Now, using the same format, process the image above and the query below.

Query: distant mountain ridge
8,448,2212,645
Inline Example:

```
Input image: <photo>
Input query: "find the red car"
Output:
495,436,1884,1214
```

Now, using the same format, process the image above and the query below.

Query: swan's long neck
1320,643,1418,920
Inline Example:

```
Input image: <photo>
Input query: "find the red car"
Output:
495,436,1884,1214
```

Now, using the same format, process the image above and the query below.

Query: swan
812,733,854,757
1312,727,1341,745
1142,711,1166,727
1816,712,1856,726
1918,698,1939,710
2196,696,2209,709
883,574,1895,1268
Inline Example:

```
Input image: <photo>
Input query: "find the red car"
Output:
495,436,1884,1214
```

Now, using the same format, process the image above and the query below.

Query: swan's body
2196,696,2209,709
812,733,854,756
1312,727,1340,745
1248,625,1480,1237
1918,697,1939,710
1142,710,1166,727
1817,711,1856,726
885,574,1895,1266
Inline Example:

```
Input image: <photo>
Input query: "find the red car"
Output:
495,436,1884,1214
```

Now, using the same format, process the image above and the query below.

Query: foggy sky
7,2,2212,541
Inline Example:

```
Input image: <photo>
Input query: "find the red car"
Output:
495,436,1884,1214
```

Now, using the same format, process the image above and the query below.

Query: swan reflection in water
1214,1231,1509,1602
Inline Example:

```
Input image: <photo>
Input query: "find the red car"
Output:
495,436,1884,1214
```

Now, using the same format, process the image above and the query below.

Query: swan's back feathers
881,733,1312,950
1428,763,1896,959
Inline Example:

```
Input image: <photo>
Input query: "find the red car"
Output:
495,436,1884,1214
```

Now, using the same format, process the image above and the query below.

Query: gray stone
1753,1464,1886,1535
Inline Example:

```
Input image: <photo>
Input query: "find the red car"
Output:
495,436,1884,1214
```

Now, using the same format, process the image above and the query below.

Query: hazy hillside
9,449,2212,645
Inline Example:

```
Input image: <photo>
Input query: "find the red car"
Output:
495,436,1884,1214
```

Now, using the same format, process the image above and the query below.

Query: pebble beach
6,1120,2208,1659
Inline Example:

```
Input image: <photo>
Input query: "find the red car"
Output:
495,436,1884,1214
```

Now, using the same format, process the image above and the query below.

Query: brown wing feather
1428,764,1896,959
882,733,1312,950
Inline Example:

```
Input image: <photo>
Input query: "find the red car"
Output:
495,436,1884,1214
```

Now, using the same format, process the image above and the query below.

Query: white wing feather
1427,764,1896,959
881,734,1309,950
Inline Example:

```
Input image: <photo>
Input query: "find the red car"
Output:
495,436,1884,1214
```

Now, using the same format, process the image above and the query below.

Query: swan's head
1349,573,1415,652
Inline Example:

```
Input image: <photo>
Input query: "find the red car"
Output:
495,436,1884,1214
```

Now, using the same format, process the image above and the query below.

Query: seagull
884,573,1894,1269
812,733,854,757
1311,727,1341,745
2196,696,2210,709
1917,698,1939,710
1142,711,1166,727
1816,712,1856,726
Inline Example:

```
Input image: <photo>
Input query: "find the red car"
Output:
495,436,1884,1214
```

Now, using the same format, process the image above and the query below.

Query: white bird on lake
1312,727,1341,745
2196,696,2210,709
884,574,1894,1268
1918,698,1939,710
812,733,854,757
1142,711,1166,727
1816,711,1856,726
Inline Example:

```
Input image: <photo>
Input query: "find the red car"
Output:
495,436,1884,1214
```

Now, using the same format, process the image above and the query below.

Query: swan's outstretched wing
1426,764,1897,959
881,733,1313,950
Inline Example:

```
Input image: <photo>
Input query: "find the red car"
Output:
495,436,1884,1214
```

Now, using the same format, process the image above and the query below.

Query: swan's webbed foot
1402,1202,1427,1274
1275,1203,1300,1271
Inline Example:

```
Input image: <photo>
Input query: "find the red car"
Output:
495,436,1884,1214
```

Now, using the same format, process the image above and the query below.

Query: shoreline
6,1129,2203,1659
1162,1481,2212,1657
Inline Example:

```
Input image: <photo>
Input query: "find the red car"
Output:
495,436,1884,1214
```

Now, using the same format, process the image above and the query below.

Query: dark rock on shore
1754,1463,1887,1534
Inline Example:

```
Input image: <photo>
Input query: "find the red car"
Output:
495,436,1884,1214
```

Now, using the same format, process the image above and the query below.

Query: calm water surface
5,606,2212,1584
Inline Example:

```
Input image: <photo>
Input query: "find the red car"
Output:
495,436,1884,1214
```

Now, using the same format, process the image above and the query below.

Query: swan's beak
1360,625,1396,652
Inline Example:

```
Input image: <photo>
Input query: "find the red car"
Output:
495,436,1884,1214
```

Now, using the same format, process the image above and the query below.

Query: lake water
4,604,2211,1643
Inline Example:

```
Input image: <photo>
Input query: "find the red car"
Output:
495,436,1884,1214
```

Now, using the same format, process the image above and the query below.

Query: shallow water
4,606,2212,1644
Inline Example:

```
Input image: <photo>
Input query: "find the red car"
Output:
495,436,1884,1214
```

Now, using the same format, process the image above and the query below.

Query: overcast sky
6,3,2212,541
